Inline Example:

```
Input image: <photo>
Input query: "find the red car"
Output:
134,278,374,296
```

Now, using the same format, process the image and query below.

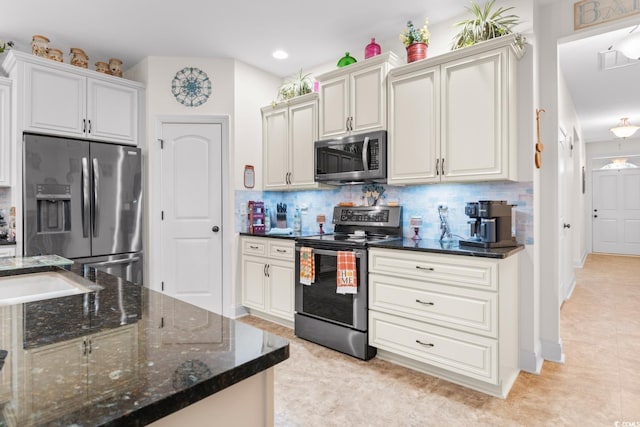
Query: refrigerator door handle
81,157,90,238
92,158,100,238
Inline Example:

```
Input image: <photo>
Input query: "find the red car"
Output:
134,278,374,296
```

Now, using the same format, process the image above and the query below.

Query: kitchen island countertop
0,258,289,426
369,238,524,259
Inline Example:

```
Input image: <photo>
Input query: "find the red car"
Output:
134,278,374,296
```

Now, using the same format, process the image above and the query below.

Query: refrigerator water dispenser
36,184,71,233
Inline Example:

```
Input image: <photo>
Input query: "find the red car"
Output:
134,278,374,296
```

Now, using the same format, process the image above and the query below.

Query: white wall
127,56,280,317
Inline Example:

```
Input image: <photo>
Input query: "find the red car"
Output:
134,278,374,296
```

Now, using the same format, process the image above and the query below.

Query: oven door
295,246,368,331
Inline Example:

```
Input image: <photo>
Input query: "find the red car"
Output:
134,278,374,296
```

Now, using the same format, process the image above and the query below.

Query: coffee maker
460,200,518,248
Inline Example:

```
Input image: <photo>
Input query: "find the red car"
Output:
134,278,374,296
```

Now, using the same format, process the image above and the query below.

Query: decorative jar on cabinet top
406,42,427,63
365,38,381,59
47,48,63,62
109,58,123,77
95,61,110,74
69,48,89,68
31,35,50,57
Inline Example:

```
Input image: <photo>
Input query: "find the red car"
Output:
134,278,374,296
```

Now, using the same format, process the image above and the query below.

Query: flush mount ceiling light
610,117,640,138
272,50,288,60
613,27,640,60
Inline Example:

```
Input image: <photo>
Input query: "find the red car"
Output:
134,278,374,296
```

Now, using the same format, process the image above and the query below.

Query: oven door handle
296,246,364,258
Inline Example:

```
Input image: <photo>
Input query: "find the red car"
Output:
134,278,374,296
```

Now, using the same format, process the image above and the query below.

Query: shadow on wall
235,182,533,245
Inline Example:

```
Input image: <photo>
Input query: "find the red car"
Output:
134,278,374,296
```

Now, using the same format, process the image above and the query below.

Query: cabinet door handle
88,339,92,354
88,119,92,134
416,340,434,348
415,299,434,306
266,264,270,277
441,158,445,175
416,265,435,271
83,339,87,355
82,118,87,133
435,159,440,176
263,264,267,276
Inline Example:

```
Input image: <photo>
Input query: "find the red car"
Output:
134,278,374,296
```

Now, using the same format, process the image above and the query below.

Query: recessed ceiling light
272,50,288,60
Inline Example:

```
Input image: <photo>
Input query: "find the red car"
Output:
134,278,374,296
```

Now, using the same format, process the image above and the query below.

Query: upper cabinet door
24,63,86,138
288,98,318,189
262,107,289,190
441,48,509,181
319,75,348,139
87,79,138,145
0,79,11,187
387,66,440,185
350,64,386,134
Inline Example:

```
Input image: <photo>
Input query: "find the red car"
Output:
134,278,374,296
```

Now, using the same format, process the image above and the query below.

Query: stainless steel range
294,205,402,360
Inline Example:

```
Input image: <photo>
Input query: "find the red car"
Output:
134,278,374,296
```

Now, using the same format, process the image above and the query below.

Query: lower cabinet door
27,337,88,415
369,310,498,385
88,324,139,398
266,260,294,321
242,256,267,310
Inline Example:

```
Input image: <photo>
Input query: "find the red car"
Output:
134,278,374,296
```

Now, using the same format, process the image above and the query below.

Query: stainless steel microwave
314,130,387,184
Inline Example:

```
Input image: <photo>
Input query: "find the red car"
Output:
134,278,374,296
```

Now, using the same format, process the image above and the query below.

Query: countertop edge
107,345,290,426
369,239,525,259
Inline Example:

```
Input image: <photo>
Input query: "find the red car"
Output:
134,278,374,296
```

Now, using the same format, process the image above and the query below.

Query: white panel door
161,123,223,313
558,129,573,301
593,169,640,255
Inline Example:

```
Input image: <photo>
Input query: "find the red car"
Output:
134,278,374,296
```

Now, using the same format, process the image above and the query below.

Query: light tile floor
241,254,640,426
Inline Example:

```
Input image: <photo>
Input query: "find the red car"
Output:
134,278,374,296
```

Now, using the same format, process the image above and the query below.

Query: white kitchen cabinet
0,77,11,187
2,51,142,146
388,35,522,185
317,52,401,139
0,246,15,258
262,93,325,191
368,248,519,398
26,323,139,419
241,237,295,325
0,307,11,403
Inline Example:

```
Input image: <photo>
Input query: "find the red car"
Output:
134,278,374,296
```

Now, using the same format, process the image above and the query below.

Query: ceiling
1,1,637,144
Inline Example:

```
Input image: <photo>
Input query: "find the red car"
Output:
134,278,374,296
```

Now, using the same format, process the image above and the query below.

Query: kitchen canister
109,58,123,77
31,35,50,57
95,61,110,74
69,48,89,68
47,48,63,62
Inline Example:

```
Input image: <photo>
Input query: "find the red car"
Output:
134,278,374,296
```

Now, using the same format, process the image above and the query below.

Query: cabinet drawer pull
415,299,434,306
276,249,287,253
416,340,434,348
249,245,260,249
415,265,434,271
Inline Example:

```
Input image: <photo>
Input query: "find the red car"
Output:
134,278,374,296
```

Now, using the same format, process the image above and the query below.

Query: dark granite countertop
0,239,15,246
369,238,524,259
0,258,289,426
239,231,319,240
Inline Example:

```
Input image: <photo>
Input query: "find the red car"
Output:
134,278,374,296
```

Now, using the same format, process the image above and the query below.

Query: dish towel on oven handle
299,246,315,285
337,251,358,294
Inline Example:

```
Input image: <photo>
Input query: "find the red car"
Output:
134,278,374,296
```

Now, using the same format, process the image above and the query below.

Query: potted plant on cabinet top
274,69,314,105
399,19,430,63
451,0,520,50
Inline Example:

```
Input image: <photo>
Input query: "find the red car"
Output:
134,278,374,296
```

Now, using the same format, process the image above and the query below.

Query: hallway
241,253,640,425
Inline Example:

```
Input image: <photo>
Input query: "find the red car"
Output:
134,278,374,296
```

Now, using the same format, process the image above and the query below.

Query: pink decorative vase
365,38,381,59
406,42,428,63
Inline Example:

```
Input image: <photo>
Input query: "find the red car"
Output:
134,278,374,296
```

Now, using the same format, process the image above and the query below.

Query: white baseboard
541,338,565,363
519,349,543,374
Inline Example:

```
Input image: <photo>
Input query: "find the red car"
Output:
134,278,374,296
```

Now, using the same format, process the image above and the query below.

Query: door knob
212,226,220,232
594,215,598,218
563,223,571,229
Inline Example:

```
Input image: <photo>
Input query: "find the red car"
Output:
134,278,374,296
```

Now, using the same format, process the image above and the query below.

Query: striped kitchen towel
299,247,315,285
336,251,358,294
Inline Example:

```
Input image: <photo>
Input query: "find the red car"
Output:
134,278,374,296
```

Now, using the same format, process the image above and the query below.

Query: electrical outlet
438,202,448,210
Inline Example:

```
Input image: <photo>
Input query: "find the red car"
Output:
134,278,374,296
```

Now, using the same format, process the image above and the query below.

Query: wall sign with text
574,0,640,30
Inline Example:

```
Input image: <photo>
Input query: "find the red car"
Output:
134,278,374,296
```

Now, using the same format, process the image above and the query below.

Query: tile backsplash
235,182,533,245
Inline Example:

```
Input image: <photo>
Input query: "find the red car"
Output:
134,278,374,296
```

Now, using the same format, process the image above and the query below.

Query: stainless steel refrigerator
23,133,143,285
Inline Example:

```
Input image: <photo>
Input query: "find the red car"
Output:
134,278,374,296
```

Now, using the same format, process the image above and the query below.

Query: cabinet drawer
369,273,497,337
369,311,498,385
0,247,15,258
241,238,267,256
369,248,497,291
268,241,294,260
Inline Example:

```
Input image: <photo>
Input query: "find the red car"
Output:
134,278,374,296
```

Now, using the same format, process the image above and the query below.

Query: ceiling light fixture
614,27,640,59
610,117,640,138
272,50,288,60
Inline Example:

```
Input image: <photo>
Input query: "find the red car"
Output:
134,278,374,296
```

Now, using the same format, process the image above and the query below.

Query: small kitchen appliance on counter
459,200,518,249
